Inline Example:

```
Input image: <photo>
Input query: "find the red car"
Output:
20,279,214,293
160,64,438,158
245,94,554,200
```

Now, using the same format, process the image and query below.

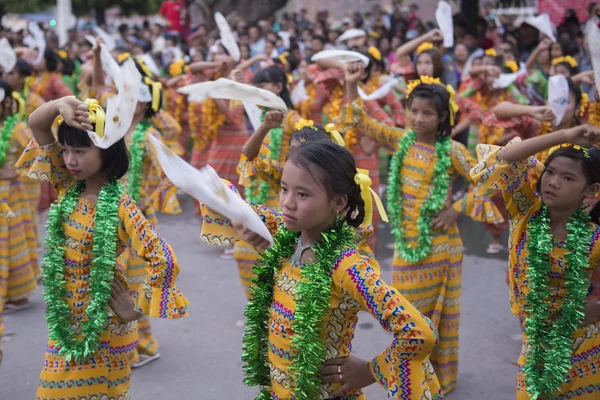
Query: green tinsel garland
244,110,283,204
0,114,20,167
386,131,452,263
42,180,123,362
523,205,592,399
127,120,150,203
242,220,355,400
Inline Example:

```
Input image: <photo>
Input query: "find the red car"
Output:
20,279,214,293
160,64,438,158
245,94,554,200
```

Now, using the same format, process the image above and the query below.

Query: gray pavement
0,196,521,399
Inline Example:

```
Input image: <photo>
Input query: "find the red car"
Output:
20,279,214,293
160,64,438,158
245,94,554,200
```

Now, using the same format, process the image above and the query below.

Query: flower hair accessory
169,59,186,77
294,118,317,131
504,61,518,73
406,76,459,126
368,46,382,62
416,42,434,55
580,92,589,117
324,124,346,147
548,143,590,158
551,56,577,68
485,48,497,57
56,98,106,138
354,168,388,226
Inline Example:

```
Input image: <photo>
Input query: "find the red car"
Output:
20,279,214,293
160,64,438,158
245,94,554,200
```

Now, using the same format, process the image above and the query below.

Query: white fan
311,50,370,67
178,78,288,111
146,134,274,245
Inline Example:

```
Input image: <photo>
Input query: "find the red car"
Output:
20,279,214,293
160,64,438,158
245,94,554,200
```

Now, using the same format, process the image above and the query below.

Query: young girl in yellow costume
91,42,182,368
0,80,39,313
343,64,504,395
471,125,600,400
0,200,13,365
201,140,442,400
17,95,188,399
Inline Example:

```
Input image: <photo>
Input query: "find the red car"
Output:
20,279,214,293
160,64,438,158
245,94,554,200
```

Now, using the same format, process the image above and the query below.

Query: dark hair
291,125,330,145
407,83,453,137
57,122,130,181
553,59,579,77
61,55,76,76
416,49,445,81
362,50,385,82
537,146,600,223
0,80,16,117
288,141,365,227
252,66,294,109
14,59,33,78
44,49,60,72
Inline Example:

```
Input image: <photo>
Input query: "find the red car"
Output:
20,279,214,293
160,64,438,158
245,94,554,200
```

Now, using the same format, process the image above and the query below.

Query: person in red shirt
159,0,186,35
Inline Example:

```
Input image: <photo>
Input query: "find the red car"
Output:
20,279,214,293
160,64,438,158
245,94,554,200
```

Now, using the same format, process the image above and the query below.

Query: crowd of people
0,1,600,399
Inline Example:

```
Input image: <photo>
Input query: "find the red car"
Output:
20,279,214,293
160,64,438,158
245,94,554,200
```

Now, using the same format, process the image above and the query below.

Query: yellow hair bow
325,123,346,147
368,46,382,62
11,91,25,119
56,98,106,138
136,57,153,78
504,61,518,73
548,143,589,158
416,42,434,55
552,56,578,68
485,48,497,57
294,118,315,131
117,52,131,63
144,77,162,112
354,168,388,226
446,84,459,127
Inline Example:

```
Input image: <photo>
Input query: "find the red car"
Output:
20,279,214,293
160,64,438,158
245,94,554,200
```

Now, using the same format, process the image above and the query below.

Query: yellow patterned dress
471,139,600,399
118,126,182,363
16,140,189,400
3,120,39,302
232,110,299,297
0,200,13,365
20,89,45,212
201,192,443,400
342,101,504,394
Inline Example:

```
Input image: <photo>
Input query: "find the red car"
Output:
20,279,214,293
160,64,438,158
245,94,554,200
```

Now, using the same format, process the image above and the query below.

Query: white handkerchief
243,102,263,131
146,134,274,245
436,1,454,48
586,19,600,96
215,12,241,62
358,77,398,101
29,21,46,66
548,75,569,126
93,26,116,51
291,79,309,106
523,14,556,42
493,72,519,89
311,50,370,67
336,29,366,44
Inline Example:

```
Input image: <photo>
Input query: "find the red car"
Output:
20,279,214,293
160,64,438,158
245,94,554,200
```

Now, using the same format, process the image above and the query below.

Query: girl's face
297,60,308,80
416,53,434,77
550,42,563,59
408,97,442,137
537,47,550,64
552,63,571,78
255,81,283,96
540,156,599,209
264,41,274,56
240,45,250,60
62,143,103,181
2,69,22,91
453,44,468,62
380,38,390,53
279,162,345,234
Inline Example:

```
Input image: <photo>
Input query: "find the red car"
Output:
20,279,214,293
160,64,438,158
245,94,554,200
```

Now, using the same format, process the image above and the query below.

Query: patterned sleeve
457,96,484,124
305,64,343,84
189,100,213,153
117,196,188,319
383,91,406,127
449,141,504,224
237,147,283,188
200,180,284,246
152,110,184,156
337,255,441,399
145,130,182,215
470,138,544,219
341,99,407,153
15,139,73,194
26,93,46,119
12,122,34,154
365,99,394,126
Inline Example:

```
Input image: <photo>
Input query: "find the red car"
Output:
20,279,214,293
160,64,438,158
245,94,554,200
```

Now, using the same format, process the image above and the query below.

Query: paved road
0,197,521,399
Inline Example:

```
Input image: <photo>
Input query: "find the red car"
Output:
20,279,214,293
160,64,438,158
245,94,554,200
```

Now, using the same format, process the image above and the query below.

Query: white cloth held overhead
358,76,399,101
436,1,454,48
523,14,556,42
336,29,366,44
146,134,274,245
290,80,309,106
548,75,569,126
215,12,241,62
586,19,600,96
243,102,263,132
311,50,370,67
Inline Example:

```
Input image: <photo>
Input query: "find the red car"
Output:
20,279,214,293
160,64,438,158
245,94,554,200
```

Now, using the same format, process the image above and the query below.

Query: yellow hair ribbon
56,98,106,138
294,118,315,131
548,143,589,158
144,77,162,112
11,91,25,119
354,168,388,226
117,52,131,63
551,56,577,68
368,46,382,62
324,123,345,147
416,42,434,55
446,85,459,127
504,60,518,73
279,52,289,67
485,48,497,57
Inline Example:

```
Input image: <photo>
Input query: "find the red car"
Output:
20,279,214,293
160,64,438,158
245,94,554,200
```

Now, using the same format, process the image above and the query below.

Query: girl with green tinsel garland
201,141,442,400
91,38,183,368
227,65,300,298
342,64,505,395
16,96,189,399
471,123,600,399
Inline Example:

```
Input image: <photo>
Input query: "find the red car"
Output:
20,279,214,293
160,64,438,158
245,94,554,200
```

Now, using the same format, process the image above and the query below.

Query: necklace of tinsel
523,204,591,399
127,120,151,203
242,220,355,400
244,110,283,204
386,130,452,263
43,180,123,362
0,114,20,167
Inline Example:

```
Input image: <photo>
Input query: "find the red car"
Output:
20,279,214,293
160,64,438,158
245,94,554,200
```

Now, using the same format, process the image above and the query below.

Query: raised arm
394,29,443,60
242,110,284,160
91,37,107,95
491,102,554,121
28,97,93,146
525,38,551,75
